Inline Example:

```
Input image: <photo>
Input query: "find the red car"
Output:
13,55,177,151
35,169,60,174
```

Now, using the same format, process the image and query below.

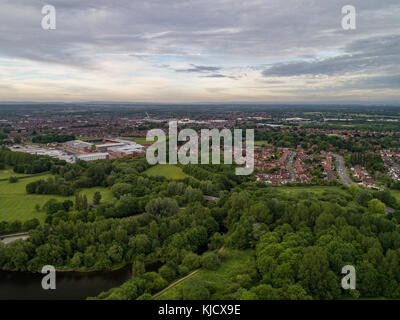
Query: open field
122,136,167,145
0,166,30,180
156,249,254,300
121,136,150,145
0,174,113,223
270,185,348,195
144,164,188,180
254,140,271,146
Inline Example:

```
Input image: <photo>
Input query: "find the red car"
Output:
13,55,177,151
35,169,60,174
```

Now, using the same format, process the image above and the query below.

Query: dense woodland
31,133,75,144
1,147,400,300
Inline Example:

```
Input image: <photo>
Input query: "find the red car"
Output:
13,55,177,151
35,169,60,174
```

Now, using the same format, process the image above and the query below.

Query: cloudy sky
0,0,399,103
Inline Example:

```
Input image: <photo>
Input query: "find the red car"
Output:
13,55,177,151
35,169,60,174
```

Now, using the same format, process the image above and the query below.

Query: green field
122,136,167,145
121,136,150,145
270,185,348,195
0,166,30,180
254,140,271,146
156,249,254,300
144,164,188,180
0,174,114,223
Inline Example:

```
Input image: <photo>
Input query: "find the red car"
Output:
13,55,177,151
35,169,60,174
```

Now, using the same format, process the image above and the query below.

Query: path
152,268,202,298
203,195,219,202
1,232,30,244
152,245,225,299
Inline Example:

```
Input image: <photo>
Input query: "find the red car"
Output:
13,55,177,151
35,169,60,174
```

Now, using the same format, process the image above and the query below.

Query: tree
129,234,151,255
358,260,382,297
248,202,273,224
201,252,220,270
208,233,224,250
145,197,179,217
298,246,340,299
8,176,18,183
93,191,102,205
13,135,21,144
355,189,373,207
182,278,210,300
283,284,310,300
132,258,145,277
159,265,176,282
250,284,279,300
182,252,201,270
107,245,123,263
111,183,132,199
367,199,386,215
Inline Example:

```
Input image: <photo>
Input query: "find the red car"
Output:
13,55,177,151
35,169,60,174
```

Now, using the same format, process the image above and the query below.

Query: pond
0,266,132,300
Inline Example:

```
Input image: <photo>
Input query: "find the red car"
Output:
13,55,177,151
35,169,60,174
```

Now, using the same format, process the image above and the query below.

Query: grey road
333,153,354,186
286,151,297,182
333,153,394,214
1,233,29,244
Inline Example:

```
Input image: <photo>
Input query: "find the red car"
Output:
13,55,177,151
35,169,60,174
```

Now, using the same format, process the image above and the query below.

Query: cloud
0,0,399,102
262,35,400,77
175,64,221,73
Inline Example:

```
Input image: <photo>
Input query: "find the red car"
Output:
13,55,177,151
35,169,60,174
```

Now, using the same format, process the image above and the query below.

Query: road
286,151,297,182
333,153,394,214
1,232,30,244
333,153,355,186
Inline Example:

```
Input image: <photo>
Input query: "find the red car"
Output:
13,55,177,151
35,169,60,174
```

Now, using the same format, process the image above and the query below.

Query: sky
0,0,399,103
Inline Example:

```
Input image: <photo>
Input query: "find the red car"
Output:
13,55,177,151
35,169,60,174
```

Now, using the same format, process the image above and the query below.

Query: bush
8,176,18,183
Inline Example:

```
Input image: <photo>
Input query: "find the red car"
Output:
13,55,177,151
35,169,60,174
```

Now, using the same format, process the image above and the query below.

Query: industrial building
76,153,110,161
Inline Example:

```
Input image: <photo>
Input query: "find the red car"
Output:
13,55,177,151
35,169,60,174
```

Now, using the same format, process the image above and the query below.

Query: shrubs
8,176,18,183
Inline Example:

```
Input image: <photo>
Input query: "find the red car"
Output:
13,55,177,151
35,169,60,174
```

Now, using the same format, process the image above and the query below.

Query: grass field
156,249,254,300
121,136,150,145
122,136,167,145
144,164,188,180
0,166,30,180
0,174,114,223
254,140,271,146
270,185,348,195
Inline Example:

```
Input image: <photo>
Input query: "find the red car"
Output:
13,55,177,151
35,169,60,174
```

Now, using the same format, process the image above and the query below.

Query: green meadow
122,135,168,145
144,164,188,180
0,173,113,223
269,185,348,196
0,166,30,180
254,140,271,146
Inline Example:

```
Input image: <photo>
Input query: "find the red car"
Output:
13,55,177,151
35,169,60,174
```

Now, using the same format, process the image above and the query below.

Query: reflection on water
0,266,132,300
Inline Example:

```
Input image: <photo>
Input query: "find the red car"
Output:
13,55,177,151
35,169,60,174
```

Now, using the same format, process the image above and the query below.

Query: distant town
1,104,400,190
